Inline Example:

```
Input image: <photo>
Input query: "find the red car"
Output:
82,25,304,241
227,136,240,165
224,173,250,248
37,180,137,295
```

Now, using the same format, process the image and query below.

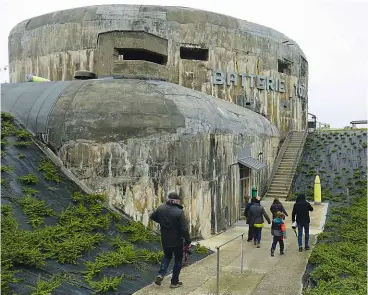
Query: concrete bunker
96,31,169,78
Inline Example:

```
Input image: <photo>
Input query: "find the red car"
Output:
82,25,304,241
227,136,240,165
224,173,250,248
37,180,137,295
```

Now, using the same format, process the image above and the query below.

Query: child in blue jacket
270,211,287,256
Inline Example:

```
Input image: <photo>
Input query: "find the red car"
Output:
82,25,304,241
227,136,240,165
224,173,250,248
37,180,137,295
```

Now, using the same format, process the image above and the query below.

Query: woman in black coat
270,198,288,219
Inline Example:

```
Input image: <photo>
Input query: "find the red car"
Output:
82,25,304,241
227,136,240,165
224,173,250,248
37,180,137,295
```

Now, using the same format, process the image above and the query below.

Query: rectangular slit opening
115,48,167,65
180,47,209,61
278,59,292,75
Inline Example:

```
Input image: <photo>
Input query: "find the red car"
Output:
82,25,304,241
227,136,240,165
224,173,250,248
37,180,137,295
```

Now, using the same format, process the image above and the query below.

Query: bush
116,220,160,243
38,158,60,183
18,173,39,185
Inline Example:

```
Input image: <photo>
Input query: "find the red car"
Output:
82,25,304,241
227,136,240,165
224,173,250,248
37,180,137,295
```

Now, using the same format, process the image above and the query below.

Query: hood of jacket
296,194,306,202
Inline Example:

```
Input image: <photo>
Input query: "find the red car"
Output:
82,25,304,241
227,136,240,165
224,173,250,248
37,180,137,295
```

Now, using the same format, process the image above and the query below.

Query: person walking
150,192,191,288
270,198,288,219
292,193,314,252
247,196,271,248
270,211,287,256
244,197,255,242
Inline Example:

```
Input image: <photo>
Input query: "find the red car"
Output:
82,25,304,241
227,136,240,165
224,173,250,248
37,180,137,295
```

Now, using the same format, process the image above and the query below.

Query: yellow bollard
314,175,321,205
25,74,50,82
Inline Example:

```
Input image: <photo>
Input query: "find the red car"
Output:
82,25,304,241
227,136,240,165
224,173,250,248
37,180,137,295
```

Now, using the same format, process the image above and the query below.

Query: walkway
133,200,328,295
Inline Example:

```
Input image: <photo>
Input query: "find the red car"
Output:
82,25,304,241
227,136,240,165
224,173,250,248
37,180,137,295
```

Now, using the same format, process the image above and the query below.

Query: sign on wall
212,70,307,99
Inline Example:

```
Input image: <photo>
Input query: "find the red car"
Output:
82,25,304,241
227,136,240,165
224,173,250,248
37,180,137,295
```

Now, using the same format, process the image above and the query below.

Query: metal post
346,188,349,198
216,247,220,295
240,233,244,274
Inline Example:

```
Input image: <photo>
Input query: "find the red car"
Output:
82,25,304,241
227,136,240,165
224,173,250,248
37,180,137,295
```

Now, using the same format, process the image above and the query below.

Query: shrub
14,141,33,147
38,158,60,183
116,220,160,243
87,275,124,294
18,173,39,185
1,165,13,173
18,196,55,228
16,129,32,140
30,275,62,295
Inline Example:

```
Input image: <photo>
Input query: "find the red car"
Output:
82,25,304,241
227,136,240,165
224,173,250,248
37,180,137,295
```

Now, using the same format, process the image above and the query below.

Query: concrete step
271,180,290,185
270,181,291,187
268,189,287,196
267,186,291,192
274,172,293,176
273,176,292,181
279,162,294,165
276,167,293,174
269,186,289,192
282,155,298,159
266,191,288,197
266,193,288,199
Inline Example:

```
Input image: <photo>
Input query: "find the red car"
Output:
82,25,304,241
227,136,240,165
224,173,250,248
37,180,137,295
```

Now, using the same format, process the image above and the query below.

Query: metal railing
215,233,245,295
262,122,294,197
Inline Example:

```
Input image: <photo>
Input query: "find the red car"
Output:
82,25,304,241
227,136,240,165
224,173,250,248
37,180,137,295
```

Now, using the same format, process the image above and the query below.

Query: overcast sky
0,0,367,127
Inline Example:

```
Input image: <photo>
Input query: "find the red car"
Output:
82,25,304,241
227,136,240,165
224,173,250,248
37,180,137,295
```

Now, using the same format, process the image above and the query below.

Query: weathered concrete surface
133,200,327,295
8,5,308,135
1,79,279,239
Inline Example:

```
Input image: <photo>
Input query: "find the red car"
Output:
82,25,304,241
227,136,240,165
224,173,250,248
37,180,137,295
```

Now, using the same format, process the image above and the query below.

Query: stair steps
265,131,306,199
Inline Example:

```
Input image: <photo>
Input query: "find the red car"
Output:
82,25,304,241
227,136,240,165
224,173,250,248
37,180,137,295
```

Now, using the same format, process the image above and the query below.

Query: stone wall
8,5,308,136
38,79,278,238
58,133,278,239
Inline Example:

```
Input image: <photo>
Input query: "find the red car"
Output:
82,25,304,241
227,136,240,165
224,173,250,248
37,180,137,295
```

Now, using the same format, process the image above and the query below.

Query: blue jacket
271,217,286,237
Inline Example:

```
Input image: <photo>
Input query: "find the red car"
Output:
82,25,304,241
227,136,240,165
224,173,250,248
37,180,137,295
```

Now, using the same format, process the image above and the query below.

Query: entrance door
239,165,251,216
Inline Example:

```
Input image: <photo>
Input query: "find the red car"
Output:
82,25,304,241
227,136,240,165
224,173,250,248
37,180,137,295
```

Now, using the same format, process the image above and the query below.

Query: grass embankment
289,131,367,295
1,112,210,294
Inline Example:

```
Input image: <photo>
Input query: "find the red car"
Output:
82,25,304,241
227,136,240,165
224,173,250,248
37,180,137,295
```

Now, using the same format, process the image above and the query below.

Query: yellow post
25,74,50,82
314,175,321,205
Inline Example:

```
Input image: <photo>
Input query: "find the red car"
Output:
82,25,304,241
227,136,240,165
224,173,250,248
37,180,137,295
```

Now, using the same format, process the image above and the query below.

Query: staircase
265,130,307,199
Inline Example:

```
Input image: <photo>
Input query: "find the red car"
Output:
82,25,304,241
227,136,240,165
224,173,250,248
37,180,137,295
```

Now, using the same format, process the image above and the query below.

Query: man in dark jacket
247,197,271,248
292,193,314,252
150,192,191,288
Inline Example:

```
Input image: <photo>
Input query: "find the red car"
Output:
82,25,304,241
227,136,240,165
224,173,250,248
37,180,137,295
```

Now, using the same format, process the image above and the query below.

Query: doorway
239,164,251,216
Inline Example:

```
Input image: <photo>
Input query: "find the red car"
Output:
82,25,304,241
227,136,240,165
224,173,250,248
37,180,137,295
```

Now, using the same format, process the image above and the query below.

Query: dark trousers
158,245,183,284
271,236,284,251
254,227,263,243
297,223,310,247
247,225,255,241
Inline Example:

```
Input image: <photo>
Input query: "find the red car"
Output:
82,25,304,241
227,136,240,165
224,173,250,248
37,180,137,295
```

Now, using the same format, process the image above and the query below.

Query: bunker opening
180,47,209,61
115,48,167,65
278,59,292,75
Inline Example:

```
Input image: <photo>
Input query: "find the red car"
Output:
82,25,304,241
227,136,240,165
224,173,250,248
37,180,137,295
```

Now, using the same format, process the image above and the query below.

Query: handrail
215,232,245,295
262,121,294,196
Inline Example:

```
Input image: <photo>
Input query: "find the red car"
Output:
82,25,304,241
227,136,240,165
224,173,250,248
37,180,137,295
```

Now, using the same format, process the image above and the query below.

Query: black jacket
292,195,314,225
247,203,271,226
270,203,288,219
150,201,191,247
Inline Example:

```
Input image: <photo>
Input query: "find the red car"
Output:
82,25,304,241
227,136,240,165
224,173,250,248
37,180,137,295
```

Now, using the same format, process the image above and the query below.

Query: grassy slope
1,113,209,295
290,130,367,295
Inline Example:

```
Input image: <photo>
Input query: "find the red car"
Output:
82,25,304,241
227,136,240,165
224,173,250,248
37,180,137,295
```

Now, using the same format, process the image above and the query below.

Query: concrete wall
8,5,308,136
1,79,279,238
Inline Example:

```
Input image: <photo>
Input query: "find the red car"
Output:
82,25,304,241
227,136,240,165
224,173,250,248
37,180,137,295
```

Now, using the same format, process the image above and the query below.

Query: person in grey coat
247,197,271,248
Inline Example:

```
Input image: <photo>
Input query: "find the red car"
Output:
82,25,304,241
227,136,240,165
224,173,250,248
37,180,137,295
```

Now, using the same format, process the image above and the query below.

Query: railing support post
240,234,244,274
216,247,220,295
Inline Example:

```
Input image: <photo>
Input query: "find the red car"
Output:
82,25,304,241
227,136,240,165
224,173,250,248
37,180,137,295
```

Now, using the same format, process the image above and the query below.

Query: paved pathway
133,201,328,295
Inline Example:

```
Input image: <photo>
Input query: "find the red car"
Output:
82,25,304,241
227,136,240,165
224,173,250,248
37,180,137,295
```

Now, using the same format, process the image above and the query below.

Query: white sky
0,0,367,127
